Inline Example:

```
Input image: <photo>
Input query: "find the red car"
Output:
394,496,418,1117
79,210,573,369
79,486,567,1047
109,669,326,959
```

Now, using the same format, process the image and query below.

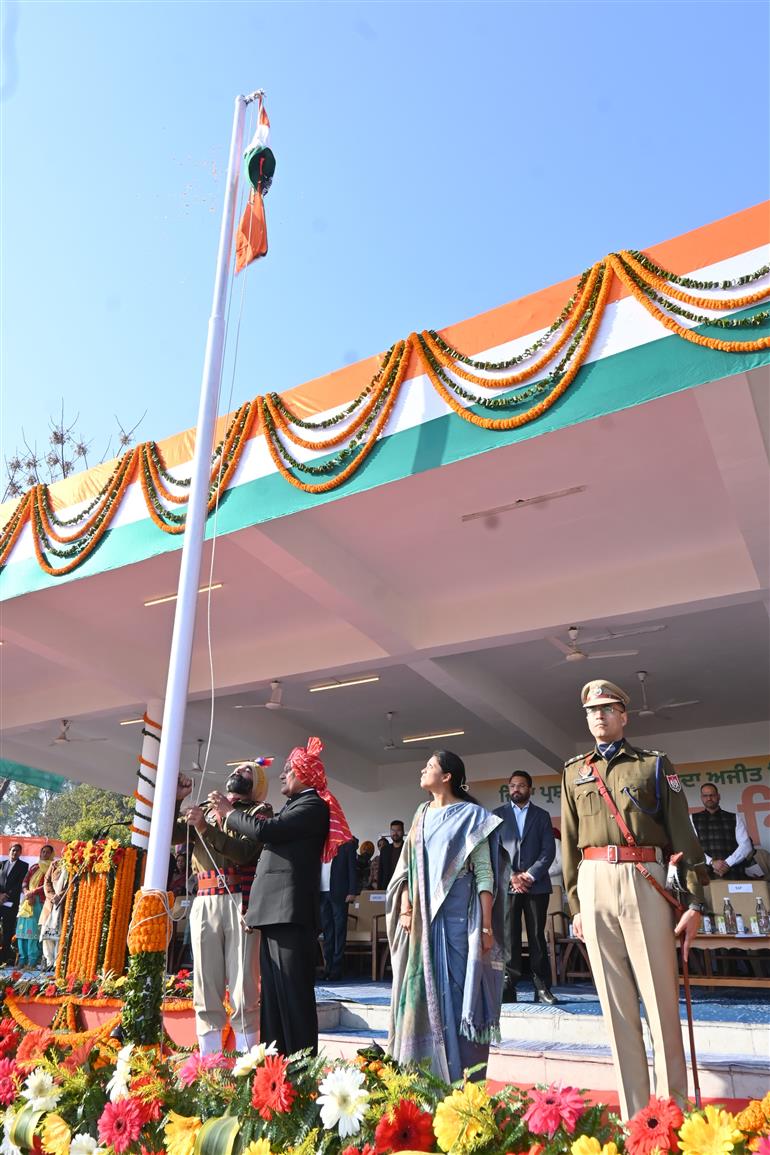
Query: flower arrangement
0,1022,767,1155
56,844,142,982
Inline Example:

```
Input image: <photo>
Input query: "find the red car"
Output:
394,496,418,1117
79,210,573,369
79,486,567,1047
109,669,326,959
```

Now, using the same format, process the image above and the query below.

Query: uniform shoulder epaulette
638,747,667,757
564,751,590,767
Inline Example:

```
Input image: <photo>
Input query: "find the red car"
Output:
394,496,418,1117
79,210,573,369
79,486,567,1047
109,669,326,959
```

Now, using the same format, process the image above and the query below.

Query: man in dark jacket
376,821,405,889
209,737,352,1057
494,771,557,1004
320,836,359,981
0,844,28,963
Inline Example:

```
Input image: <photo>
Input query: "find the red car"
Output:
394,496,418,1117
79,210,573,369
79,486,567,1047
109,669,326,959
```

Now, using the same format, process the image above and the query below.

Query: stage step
316,986,770,1101
318,1026,768,1101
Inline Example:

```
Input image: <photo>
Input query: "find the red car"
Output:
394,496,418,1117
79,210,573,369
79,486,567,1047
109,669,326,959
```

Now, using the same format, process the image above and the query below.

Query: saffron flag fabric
235,189,268,272
235,98,276,274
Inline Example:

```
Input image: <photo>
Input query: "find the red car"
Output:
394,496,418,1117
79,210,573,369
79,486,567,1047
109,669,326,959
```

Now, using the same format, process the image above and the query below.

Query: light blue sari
387,800,504,1083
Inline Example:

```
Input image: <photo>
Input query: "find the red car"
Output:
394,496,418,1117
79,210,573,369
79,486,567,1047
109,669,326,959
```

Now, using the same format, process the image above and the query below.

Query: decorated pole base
121,888,175,1045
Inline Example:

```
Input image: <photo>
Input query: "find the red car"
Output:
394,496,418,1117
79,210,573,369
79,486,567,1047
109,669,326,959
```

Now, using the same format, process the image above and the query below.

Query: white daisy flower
316,1065,369,1139
1,1108,23,1155
21,1069,60,1113
232,1040,279,1077
106,1042,135,1101
70,1135,104,1155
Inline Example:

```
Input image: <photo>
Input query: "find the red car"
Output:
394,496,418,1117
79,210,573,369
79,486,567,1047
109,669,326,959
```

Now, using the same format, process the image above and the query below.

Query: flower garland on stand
56,842,141,982
120,890,174,1046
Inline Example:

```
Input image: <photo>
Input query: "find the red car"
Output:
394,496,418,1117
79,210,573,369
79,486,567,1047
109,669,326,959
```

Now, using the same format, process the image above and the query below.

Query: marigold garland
56,844,140,981
2,245,768,576
609,254,770,353
619,249,770,311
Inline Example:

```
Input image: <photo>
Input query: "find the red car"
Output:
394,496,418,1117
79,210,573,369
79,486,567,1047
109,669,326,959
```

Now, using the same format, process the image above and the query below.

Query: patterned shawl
386,800,505,1082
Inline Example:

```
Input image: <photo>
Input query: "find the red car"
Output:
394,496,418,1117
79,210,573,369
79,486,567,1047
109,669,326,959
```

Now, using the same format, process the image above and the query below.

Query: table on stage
682,933,770,988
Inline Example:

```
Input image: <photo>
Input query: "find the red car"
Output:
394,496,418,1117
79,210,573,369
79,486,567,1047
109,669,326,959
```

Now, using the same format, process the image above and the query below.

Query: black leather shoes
533,983,559,1005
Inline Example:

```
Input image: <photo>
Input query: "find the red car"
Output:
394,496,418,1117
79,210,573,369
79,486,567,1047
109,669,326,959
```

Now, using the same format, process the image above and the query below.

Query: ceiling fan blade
232,704,269,709
586,649,639,659
659,699,700,710
579,624,667,645
69,736,109,743
548,636,574,655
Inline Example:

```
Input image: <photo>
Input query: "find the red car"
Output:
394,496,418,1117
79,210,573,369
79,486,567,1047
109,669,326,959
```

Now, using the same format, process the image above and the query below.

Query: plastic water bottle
735,912,746,935
723,898,738,935
756,897,770,935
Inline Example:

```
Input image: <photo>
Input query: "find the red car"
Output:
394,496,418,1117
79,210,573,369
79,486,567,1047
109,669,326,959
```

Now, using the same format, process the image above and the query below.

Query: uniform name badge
666,773,682,793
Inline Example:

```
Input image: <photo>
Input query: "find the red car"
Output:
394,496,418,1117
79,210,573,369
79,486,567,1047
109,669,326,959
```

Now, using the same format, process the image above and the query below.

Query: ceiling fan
548,623,666,665
629,670,700,720
232,680,308,713
380,712,430,753
50,719,108,747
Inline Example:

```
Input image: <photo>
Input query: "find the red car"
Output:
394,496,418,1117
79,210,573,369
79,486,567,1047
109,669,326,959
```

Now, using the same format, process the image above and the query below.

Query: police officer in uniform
175,761,272,1054
561,680,707,1120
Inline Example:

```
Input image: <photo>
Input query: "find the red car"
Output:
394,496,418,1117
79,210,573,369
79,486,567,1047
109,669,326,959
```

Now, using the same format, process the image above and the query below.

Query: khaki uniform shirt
172,799,271,875
561,739,706,915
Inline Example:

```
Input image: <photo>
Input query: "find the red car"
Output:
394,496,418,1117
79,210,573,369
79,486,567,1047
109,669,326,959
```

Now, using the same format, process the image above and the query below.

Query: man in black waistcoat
209,737,352,1057
692,783,757,879
0,844,28,963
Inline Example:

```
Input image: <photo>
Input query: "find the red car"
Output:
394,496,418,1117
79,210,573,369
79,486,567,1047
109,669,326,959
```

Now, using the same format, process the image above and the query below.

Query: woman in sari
38,854,68,970
386,751,504,1083
15,844,55,967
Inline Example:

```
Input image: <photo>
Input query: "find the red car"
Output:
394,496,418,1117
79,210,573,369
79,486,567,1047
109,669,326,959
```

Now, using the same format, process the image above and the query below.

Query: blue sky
1,0,768,480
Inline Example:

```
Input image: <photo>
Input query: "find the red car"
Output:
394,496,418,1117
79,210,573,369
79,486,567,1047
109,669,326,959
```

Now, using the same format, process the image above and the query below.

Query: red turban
289,737,353,863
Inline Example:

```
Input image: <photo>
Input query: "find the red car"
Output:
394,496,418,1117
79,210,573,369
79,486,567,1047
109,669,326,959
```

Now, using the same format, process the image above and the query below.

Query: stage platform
315,978,770,1101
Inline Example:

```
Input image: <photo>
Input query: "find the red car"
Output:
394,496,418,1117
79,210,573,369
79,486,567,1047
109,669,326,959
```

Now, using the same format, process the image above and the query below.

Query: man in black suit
494,771,558,1004
376,820,405,889
209,737,352,1057
320,836,359,981
0,844,28,963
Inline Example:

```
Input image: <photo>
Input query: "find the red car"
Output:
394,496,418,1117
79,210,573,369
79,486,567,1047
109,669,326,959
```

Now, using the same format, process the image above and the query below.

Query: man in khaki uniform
175,761,272,1054
561,680,707,1120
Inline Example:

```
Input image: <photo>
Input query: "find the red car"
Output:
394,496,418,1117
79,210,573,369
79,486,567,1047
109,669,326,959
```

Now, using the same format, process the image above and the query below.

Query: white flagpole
143,91,261,891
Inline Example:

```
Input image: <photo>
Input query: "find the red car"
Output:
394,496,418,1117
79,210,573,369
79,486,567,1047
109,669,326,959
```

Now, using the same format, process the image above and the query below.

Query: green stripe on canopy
0,760,66,792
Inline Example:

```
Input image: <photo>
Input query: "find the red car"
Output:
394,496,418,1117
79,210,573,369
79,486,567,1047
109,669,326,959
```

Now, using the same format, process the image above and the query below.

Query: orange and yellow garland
1,245,768,575
56,844,141,981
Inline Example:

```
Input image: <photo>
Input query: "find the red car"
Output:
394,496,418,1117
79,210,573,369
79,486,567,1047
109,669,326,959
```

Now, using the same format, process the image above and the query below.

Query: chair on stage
344,891,389,980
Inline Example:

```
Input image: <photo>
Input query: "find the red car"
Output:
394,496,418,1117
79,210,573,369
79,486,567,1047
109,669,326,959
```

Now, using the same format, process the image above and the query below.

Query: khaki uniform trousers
190,893,260,1040
578,858,686,1120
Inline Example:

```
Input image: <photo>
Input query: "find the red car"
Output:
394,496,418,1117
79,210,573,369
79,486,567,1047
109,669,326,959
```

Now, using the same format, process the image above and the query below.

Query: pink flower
0,1057,19,1106
97,1099,143,1154
176,1051,232,1087
523,1084,586,1138
756,1140,770,1155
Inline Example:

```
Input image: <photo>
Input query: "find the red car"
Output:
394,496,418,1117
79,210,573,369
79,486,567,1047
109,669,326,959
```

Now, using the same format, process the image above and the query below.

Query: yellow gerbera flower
433,1081,495,1153
762,1092,770,1123
42,1113,72,1155
164,1112,203,1155
678,1105,743,1155
570,1138,619,1155
243,1143,272,1155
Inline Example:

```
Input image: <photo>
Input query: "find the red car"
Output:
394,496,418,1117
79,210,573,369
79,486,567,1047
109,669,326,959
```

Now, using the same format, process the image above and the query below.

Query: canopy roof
1,204,768,796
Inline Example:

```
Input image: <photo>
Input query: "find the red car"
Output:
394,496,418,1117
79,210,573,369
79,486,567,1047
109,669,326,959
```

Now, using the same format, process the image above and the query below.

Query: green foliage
0,782,56,836
121,949,165,1045
44,783,133,844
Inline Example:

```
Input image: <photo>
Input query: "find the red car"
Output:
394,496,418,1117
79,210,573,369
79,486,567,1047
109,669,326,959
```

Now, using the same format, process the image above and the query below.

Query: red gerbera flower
341,1146,376,1155
0,1019,17,1038
0,1032,20,1059
15,1027,56,1067
626,1096,684,1155
97,1098,144,1154
374,1099,435,1152
250,1054,296,1121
